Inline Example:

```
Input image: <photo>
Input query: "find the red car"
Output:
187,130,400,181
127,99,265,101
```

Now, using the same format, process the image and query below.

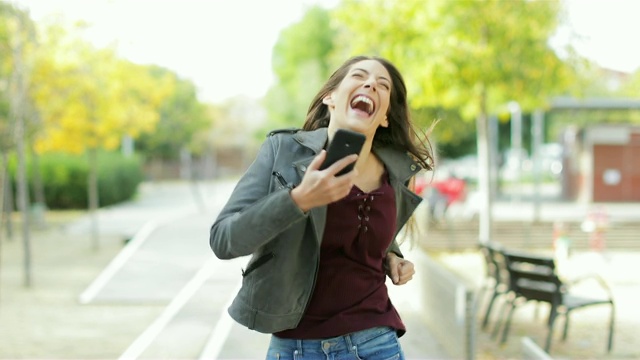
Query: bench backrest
503,251,563,305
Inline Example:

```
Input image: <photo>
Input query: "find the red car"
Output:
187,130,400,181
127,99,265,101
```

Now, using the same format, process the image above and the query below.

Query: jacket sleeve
209,137,307,259
387,240,404,259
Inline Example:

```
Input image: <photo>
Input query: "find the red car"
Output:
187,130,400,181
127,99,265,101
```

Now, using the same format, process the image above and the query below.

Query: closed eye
351,69,390,90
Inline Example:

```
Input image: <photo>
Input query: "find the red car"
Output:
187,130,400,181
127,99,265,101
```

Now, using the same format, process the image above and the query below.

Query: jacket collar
293,127,328,154
374,146,422,184
293,127,421,184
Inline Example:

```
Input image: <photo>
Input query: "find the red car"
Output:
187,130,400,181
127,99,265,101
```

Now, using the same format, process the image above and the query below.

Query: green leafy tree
414,107,476,159
334,0,575,242
336,0,574,114
263,6,337,132
620,70,640,98
0,2,13,154
135,67,211,161
0,3,15,230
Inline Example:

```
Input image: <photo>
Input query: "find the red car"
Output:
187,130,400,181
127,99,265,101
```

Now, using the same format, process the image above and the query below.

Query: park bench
479,243,615,354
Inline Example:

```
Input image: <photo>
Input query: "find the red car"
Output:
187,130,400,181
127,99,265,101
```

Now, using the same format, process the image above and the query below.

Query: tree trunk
88,148,100,250
0,153,5,302
1,162,14,241
15,110,31,287
10,14,32,287
30,146,47,229
0,154,4,227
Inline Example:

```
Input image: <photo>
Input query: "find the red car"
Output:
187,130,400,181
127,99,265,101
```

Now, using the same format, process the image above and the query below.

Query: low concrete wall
412,249,477,359
522,337,554,360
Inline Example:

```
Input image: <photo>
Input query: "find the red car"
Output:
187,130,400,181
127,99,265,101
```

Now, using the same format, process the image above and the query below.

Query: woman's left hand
386,253,415,285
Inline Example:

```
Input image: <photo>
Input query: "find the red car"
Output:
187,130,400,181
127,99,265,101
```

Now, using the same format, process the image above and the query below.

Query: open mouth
350,95,375,116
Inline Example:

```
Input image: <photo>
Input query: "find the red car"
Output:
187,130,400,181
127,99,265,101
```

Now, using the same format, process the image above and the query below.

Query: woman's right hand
290,150,358,213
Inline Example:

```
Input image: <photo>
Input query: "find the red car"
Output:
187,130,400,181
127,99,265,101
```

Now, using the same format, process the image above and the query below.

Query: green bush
7,151,144,209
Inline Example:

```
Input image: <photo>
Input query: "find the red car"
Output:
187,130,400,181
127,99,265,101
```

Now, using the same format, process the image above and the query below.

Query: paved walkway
74,180,450,359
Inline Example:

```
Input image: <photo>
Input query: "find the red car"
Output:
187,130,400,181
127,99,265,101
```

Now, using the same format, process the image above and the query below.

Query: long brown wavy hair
302,55,434,172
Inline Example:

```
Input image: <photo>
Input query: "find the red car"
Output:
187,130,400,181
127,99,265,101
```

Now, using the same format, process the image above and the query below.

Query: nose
363,77,377,91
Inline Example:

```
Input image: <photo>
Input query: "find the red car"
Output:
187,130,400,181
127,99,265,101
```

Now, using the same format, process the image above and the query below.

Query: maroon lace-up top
275,174,405,339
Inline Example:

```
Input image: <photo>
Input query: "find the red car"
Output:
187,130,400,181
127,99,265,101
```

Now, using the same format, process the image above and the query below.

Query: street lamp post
508,101,522,203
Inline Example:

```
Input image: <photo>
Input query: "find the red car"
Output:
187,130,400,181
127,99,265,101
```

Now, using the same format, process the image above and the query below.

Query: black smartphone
319,129,366,176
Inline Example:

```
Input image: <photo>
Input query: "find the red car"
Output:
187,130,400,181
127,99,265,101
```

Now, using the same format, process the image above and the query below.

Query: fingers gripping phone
319,129,366,176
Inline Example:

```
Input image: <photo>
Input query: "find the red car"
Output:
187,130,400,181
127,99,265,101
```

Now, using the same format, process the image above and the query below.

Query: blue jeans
266,326,404,360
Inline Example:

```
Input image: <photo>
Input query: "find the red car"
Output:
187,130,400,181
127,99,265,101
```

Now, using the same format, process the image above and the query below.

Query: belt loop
345,334,355,351
297,339,303,356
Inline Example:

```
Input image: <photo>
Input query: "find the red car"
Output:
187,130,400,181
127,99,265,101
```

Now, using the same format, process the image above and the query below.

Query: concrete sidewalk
73,180,450,359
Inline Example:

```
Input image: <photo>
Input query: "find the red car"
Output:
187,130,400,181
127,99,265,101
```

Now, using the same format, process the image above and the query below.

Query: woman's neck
355,138,374,174
353,139,386,193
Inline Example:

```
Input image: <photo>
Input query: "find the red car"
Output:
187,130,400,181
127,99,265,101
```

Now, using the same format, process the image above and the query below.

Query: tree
135,67,211,162
335,0,575,243
2,1,37,286
263,6,337,132
0,1,16,243
414,107,477,159
620,70,640,99
30,21,173,249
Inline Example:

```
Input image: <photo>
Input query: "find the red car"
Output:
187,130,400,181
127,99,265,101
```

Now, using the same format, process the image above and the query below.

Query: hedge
6,151,144,210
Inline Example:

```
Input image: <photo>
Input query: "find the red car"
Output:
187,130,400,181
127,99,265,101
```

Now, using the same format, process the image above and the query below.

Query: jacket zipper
242,252,275,277
272,171,295,189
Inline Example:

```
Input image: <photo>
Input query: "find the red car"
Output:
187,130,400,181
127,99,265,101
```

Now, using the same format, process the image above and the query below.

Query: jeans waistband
271,326,394,353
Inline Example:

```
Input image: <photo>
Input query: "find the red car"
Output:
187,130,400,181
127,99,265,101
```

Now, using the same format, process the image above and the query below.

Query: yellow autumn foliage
30,22,175,155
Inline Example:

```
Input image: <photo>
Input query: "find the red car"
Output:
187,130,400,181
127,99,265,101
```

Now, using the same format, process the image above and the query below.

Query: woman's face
324,59,392,140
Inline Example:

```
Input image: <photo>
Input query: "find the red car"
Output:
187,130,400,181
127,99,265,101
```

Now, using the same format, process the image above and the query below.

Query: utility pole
532,109,544,222
476,86,493,244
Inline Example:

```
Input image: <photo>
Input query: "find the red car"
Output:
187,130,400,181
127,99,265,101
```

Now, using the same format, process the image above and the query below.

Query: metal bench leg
482,290,499,330
500,302,517,344
607,303,615,352
562,314,570,341
491,297,511,340
545,311,558,353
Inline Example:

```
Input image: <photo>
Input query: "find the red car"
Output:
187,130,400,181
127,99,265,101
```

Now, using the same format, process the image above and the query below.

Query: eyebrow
352,68,391,83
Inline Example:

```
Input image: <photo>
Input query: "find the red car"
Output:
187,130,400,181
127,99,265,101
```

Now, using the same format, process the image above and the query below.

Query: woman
210,55,434,359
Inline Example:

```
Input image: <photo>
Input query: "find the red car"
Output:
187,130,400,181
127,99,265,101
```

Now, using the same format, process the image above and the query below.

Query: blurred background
2,0,638,215
1,0,639,359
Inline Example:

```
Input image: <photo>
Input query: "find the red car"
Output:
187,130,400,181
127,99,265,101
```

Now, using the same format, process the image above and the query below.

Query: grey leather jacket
209,127,423,333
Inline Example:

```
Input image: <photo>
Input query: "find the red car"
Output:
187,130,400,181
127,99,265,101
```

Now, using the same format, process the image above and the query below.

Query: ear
322,95,334,107
381,116,389,128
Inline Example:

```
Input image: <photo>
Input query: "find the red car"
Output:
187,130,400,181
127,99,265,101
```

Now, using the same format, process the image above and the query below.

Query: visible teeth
351,95,374,114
